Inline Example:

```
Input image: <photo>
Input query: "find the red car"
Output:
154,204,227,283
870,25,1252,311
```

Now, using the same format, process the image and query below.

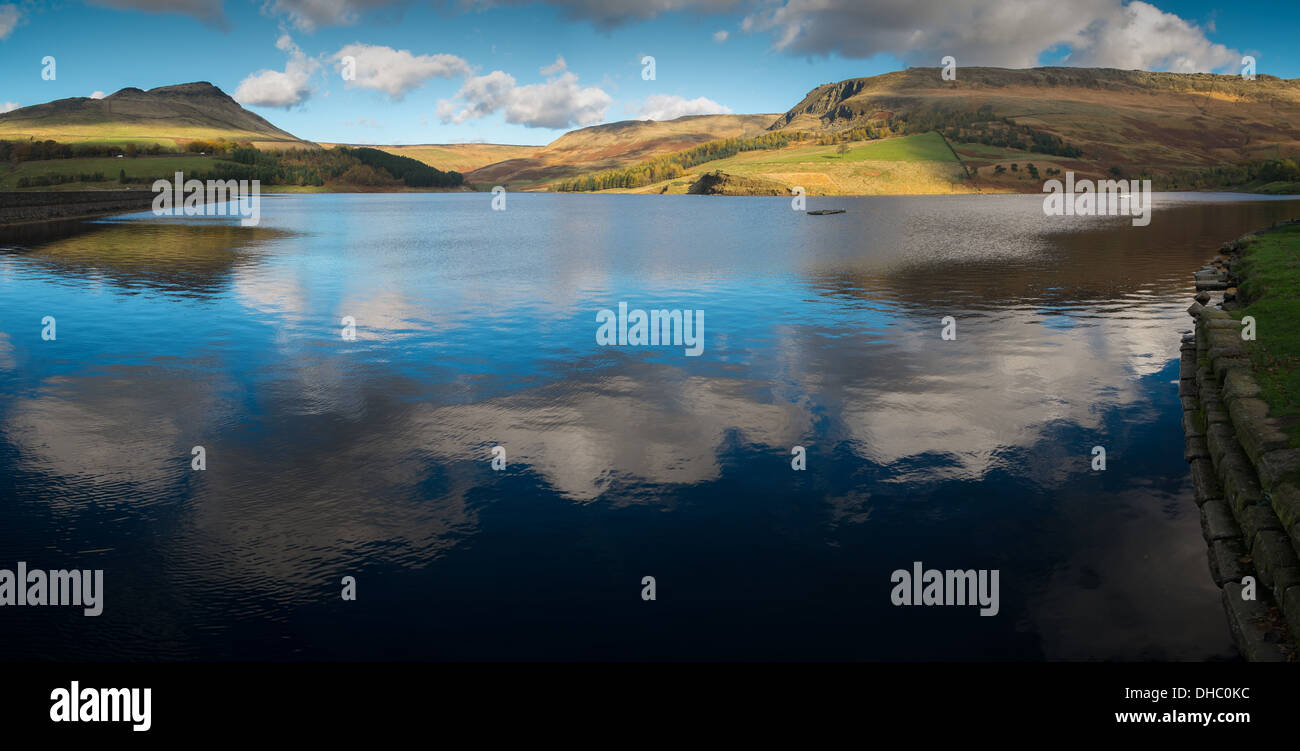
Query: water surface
2,192,1297,660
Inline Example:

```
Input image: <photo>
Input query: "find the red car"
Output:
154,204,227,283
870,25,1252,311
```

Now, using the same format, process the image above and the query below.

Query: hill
332,144,538,174
0,82,315,150
462,114,778,189
767,66,1300,189
545,66,1300,196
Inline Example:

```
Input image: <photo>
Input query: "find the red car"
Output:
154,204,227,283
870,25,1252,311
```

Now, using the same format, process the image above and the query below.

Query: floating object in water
807,209,846,215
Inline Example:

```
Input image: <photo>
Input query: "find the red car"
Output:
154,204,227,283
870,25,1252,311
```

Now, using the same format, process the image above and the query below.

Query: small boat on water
807,209,846,215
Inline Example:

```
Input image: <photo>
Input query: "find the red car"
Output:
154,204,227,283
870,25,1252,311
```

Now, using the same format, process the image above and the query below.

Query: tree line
6,140,464,190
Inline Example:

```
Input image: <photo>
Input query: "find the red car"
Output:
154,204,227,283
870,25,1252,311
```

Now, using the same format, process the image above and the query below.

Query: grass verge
1235,222,1300,447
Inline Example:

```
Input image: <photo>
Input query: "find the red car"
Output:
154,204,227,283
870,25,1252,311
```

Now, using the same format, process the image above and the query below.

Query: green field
760,132,957,164
0,123,301,150
615,131,971,195
1236,223,1300,447
0,155,228,190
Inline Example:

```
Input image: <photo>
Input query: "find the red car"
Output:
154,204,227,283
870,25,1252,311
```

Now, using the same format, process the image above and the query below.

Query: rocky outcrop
687,170,787,196
1182,221,1300,661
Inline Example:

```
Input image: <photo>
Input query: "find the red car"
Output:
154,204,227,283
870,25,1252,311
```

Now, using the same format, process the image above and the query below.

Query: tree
837,142,850,157
994,164,1006,175
1026,163,1039,179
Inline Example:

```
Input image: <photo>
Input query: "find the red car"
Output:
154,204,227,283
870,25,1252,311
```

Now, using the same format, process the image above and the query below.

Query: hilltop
0,82,315,150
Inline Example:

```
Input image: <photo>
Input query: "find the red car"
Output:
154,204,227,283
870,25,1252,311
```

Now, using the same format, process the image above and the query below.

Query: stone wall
1182,221,1300,661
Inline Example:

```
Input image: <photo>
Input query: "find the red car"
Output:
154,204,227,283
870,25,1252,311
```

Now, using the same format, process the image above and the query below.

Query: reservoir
1,192,1297,660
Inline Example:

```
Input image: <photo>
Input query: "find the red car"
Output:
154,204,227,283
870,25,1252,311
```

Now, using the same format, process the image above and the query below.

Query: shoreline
1180,219,1300,661
5,188,1299,231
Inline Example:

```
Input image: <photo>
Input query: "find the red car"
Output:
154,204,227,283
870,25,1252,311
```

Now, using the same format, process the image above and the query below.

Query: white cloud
1,101,19,113
234,35,320,108
630,94,732,121
89,91,106,99
0,4,19,40
1067,1,1238,72
738,0,1238,72
513,0,1238,73
712,29,728,43
439,70,611,129
540,55,567,75
331,43,472,99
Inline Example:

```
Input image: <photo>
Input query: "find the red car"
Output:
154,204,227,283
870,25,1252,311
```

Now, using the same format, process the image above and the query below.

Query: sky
0,0,1297,146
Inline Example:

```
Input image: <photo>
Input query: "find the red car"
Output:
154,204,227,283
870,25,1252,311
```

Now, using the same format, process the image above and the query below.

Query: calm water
2,192,1298,660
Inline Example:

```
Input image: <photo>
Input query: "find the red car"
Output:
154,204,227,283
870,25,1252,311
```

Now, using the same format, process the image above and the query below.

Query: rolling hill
461,114,779,188
542,66,1300,195
6,67,1300,196
0,82,316,150
766,66,1300,187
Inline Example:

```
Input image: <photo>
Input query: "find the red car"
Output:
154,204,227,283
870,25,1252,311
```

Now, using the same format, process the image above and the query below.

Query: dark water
2,192,1298,660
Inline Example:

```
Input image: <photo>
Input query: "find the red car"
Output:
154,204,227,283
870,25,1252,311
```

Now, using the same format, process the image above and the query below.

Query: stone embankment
0,190,156,226
1181,220,1300,661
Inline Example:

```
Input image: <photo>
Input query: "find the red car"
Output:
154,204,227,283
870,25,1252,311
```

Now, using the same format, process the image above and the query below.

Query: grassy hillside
464,114,778,189
610,132,972,195
550,66,1300,196
769,66,1300,187
0,82,315,150
1235,223,1300,447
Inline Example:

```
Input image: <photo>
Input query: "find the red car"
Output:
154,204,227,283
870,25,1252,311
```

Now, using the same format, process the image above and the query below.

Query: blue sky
0,0,1296,146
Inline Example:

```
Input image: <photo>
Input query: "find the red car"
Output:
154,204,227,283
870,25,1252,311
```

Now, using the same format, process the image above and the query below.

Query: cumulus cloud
515,0,1237,73
712,29,728,43
234,35,320,108
630,94,731,120
1,101,19,113
739,0,1237,71
0,4,20,40
331,43,471,99
89,91,106,99
539,55,567,75
1066,1,1239,72
438,70,611,129
88,0,225,26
